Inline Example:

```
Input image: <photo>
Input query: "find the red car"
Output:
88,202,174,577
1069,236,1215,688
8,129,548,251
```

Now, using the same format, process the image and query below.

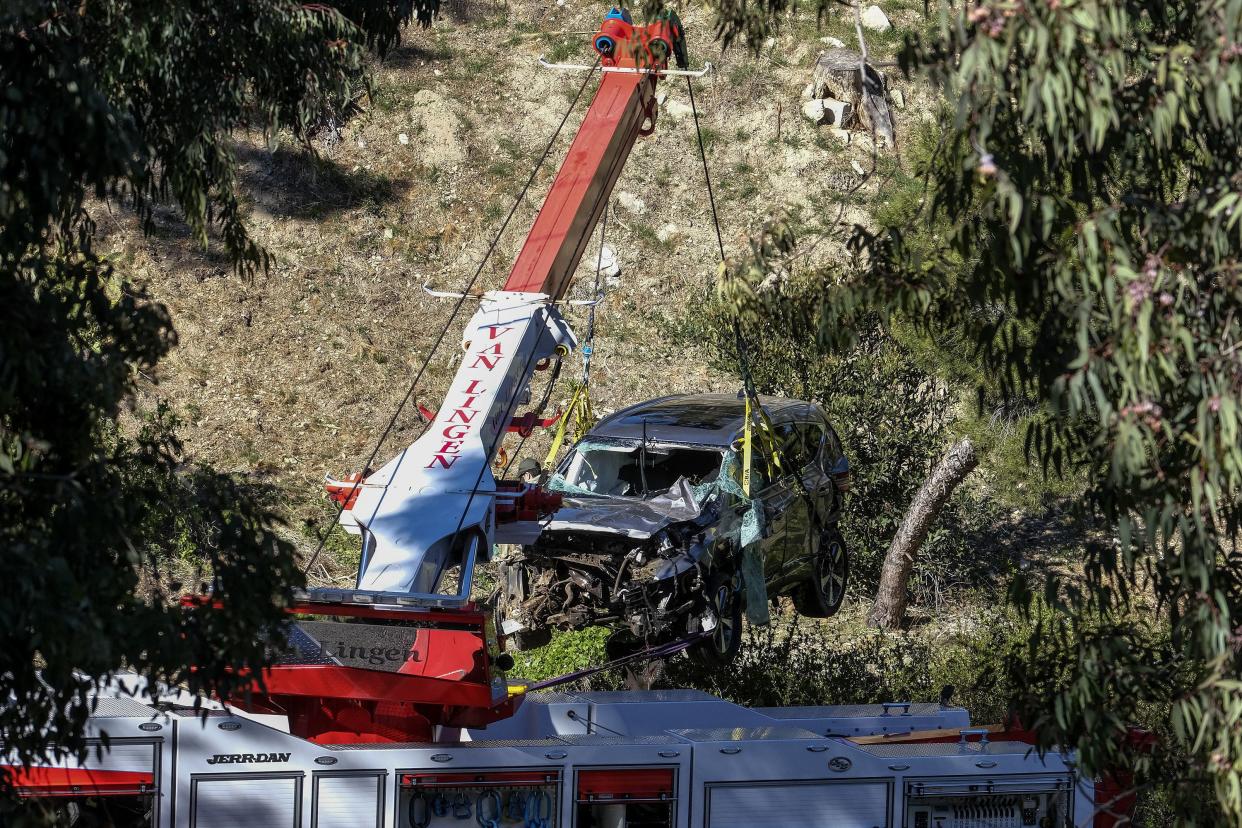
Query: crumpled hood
544,478,702,540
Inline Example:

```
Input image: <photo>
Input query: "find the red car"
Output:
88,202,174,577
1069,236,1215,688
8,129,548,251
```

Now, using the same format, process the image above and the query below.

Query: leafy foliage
667,610,1027,725
715,0,1242,820
511,627,612,686
0,0,424,766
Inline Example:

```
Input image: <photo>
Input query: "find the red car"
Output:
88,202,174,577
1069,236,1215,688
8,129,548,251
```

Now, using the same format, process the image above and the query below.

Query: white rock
664,100,693,120
591,244,621,279
802,99,828,124
801,83,816,101
851,159,867,175
861,5,891,31
617,191,647,215
656,223,681,244
889,88,905,109
398,133,410,145
820,36,846,47
829,127,851,145
822,98,852,126
383,228,394,239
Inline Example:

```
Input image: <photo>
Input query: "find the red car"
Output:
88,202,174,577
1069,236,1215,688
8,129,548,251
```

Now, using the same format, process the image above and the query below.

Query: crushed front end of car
495,439,766,653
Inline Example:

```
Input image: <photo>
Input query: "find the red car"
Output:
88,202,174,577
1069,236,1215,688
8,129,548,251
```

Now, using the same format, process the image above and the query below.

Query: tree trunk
868,437,979,629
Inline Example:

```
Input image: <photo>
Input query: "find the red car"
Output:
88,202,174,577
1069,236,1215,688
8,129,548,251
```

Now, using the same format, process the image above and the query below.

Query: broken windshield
549,439,724,499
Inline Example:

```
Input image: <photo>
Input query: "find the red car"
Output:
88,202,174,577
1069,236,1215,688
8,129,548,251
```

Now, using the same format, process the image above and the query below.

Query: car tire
793,527,848,618
691,570,743,665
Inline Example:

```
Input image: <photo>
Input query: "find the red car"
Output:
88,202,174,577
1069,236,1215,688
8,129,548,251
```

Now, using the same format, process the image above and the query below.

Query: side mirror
827,456,851,493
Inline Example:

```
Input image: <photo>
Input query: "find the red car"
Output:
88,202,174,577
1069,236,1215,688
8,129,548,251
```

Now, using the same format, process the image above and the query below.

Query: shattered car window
548,439,724,498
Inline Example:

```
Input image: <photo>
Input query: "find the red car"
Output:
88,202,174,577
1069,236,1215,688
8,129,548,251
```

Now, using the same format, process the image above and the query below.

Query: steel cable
302,56,603,577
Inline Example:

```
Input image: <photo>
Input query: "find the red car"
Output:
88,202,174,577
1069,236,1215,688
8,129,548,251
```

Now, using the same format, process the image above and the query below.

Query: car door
749,457,790,584
783,420,833,585
762,421,809,588
721,444,783,584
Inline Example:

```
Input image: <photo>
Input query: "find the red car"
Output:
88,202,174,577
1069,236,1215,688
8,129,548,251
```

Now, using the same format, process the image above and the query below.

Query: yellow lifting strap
543,382,595,470
739,390,783,497
731,316,783,496
742,396,754,497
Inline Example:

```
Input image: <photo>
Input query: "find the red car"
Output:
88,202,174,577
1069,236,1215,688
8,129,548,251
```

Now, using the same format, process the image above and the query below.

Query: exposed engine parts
499,519,725,645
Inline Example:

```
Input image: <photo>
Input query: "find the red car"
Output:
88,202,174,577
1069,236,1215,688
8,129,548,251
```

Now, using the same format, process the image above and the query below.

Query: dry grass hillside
98,0,937,585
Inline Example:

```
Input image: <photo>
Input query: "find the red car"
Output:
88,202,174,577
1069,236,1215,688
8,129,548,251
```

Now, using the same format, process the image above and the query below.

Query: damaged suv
496,393,850,663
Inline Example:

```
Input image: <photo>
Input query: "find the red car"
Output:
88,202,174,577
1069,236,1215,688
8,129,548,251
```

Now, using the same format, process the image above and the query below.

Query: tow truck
1,10,1137,827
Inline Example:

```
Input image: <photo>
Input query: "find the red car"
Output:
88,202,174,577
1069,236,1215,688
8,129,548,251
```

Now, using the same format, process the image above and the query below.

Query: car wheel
794,527,848,618
691,571,743,665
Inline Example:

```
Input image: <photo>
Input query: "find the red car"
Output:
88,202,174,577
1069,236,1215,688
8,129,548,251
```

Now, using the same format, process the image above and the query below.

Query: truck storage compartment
1,735,163,827
190,773,303,828
401,769,562,827
576,768,676,827
0,772,155,828
905,776,1073,828
704,781,889,828
312,770,386,828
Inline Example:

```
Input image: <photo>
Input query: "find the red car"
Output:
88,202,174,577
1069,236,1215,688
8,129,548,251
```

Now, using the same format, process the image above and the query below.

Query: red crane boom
503,73,655,297
503,11,678,298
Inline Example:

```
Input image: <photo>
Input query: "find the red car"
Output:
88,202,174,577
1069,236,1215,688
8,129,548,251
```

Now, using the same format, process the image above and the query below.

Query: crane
223,8,701,744
338,9,685,602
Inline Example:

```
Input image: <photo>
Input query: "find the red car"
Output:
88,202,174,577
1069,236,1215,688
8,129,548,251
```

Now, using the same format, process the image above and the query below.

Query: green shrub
510,627,617,688
680,286,1007,599
667,609,1025,722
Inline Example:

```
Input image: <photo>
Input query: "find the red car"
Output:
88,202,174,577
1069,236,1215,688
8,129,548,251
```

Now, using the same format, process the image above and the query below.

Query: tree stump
811,48,896,146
